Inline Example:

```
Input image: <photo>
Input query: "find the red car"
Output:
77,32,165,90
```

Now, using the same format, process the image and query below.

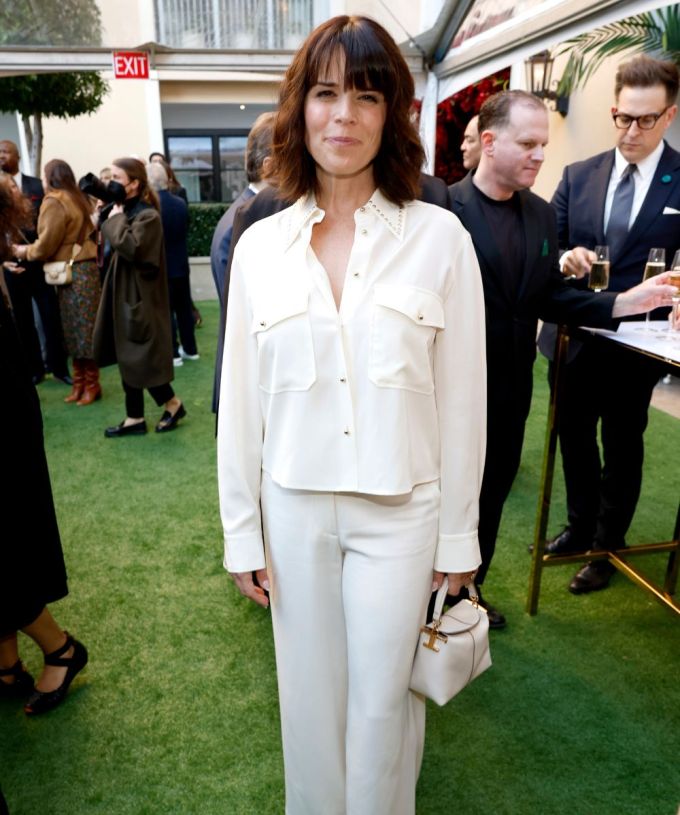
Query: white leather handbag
410,578,491,706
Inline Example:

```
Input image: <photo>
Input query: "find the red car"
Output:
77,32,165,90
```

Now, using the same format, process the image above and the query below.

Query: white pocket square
663,206,680,214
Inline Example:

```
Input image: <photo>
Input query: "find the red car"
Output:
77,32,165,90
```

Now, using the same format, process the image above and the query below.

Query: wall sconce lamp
525,50,569,117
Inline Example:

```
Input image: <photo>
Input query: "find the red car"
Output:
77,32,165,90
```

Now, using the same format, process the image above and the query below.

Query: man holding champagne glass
538,55,680,594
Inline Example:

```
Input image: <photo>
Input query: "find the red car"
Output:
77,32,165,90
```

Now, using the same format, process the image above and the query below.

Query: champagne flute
589,246,610,292
670,250,680,334
640,247,666,332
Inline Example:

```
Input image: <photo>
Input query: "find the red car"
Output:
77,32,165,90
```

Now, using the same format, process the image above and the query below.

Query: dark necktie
605,163,636,258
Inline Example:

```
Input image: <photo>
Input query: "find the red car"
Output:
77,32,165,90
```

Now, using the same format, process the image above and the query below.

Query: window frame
164,128,250,204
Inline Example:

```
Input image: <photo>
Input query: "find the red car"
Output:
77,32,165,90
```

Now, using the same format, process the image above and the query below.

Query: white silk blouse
217,189,487,575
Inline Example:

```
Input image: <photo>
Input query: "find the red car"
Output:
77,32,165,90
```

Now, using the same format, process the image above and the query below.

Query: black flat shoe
155,403,186,433
0,660,34,698
104,420,147,438
24,633,88,716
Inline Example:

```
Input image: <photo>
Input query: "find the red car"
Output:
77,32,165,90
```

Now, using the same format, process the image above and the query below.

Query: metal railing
155,0,314,49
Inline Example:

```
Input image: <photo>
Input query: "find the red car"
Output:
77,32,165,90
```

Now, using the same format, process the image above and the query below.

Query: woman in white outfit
218,15,487,815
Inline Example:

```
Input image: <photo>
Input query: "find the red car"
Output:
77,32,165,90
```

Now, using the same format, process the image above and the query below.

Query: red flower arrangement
434,68,510,184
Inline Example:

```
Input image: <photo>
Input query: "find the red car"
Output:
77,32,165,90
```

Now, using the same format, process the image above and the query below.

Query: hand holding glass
588,246,610,292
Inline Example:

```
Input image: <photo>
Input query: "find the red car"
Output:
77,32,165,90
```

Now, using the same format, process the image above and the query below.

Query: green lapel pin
661,174,672,183
541,238,549,257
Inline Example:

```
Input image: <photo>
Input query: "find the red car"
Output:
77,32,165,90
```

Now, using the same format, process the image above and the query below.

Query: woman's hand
432,569,477,597
231,569,270,609
2,261,25,274
110,203,124,217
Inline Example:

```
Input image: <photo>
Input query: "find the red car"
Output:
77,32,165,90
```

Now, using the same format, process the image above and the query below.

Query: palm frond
555,6,680,96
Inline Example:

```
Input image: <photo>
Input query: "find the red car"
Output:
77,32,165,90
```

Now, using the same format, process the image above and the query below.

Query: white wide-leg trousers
261,473,440,815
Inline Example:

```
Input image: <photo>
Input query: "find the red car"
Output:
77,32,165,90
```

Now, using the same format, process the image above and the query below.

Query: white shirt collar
614,139,665,182
12,171,22,187
284,187,406,250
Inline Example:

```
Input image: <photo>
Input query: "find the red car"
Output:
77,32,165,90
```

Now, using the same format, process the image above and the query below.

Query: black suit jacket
158,190,190,278
538,141,680,359
20,173,43,218
213,173,449,415
448,172,616,424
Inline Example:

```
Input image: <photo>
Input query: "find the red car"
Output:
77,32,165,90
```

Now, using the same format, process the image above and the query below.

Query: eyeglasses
612,107,669,130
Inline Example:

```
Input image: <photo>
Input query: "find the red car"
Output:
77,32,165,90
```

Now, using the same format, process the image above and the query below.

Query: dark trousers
122,380,174,418
476,394,529,585
5,264,69,378
168,276,197,357
553,338,663,550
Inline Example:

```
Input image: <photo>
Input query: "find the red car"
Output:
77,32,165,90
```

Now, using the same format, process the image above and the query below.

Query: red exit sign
112,51,149,79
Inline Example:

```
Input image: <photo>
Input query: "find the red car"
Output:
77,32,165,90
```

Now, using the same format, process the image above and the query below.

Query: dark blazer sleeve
418,173,449,208
550,166,571,253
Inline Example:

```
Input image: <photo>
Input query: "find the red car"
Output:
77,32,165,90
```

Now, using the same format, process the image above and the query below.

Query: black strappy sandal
24,633,88,715
0,660,34,698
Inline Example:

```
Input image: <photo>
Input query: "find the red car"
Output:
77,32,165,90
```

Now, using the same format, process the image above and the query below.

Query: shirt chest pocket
251,290,316,394
369,284,445,395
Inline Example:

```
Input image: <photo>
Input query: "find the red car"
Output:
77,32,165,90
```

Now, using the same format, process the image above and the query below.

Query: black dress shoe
53,373,73,386
155,403,186,433
104,420,147,438
0,660,35,698
24,633,88,715
477,596,506,629
529,526,591,555
568,560,616,595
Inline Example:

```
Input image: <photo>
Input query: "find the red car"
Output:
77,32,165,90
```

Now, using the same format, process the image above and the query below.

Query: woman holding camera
218,16,485,814
12,159,100,405
93,158,185,436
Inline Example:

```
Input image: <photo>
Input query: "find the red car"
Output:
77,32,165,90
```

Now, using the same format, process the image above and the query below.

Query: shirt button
260,320,266,327
360,228,368,236
353,271,359,277
339,376,346,383
417,313,424,321
359,206,365,213
343,427,351,435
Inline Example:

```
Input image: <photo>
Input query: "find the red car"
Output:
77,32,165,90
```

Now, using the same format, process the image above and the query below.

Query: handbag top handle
431,577,479,624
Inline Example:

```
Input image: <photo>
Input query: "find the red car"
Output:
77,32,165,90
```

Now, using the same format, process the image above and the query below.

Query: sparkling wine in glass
670,250,680,333
641,247,665,331
589,246,610,292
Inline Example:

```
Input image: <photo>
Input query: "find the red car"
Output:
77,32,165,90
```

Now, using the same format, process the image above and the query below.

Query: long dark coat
93,202,173,389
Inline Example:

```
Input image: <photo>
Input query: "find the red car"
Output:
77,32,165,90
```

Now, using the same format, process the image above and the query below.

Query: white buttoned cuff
434,532,482,574
224,532,266,573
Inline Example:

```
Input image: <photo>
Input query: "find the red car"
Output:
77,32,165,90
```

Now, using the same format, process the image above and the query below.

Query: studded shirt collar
284,188,407,249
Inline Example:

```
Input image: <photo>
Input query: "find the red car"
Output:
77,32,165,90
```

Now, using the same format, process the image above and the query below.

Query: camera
79,173,127,205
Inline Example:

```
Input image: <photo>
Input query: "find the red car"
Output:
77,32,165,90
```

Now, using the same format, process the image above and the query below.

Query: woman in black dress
0,173,88,715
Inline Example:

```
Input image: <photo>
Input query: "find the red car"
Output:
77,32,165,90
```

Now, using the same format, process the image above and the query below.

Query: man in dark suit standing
0,139,70,384
210,112,277,311
448,90,674,625
147,161,199,366
537,56,680,594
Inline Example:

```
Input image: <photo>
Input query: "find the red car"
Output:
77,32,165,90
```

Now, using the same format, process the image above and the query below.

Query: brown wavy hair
269,15,425,205
44,159,93,227
112,157,159,210
0,172,32,257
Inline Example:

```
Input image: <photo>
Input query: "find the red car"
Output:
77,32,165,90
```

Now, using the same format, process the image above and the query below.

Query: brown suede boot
64,358,85,403
76,359,102,406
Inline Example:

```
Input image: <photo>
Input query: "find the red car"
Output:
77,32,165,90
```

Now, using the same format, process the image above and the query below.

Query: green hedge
187,203,229,257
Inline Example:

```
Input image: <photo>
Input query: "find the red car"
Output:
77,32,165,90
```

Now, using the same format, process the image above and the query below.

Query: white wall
40,75,155,180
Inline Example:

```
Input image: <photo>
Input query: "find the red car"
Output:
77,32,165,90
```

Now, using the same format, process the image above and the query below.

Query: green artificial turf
1,300,679,814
